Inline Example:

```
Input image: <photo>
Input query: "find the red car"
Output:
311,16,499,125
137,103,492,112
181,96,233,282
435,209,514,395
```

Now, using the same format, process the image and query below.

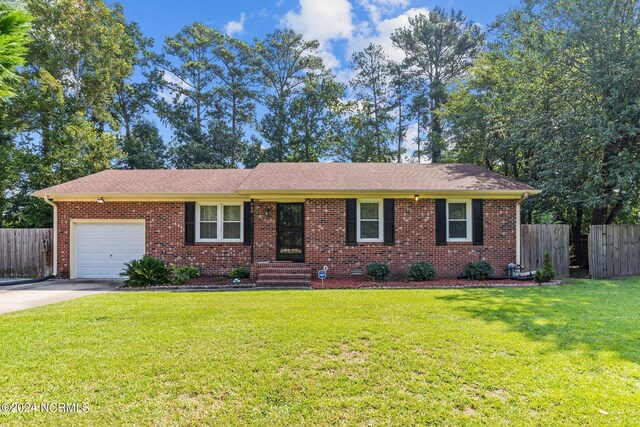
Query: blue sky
119,0,519,77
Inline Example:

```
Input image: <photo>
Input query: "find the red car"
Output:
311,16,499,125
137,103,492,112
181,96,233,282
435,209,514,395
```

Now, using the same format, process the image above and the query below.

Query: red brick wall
253,201,277,263
56,202,251,278
57,198,516,279
303,198,517,278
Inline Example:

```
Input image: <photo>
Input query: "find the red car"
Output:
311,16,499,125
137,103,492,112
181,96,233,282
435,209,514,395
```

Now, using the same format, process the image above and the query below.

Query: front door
276,203,304,262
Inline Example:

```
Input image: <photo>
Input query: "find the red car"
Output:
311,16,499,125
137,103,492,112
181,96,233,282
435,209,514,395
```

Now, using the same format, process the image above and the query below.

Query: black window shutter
383,199,395,245
472,199,484,245
435,199,447,246
346,199,357,245
243,201,253,246
185,202,196,245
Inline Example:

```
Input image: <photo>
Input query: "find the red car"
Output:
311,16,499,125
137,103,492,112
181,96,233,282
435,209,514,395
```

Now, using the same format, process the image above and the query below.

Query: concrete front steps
254,262,311,289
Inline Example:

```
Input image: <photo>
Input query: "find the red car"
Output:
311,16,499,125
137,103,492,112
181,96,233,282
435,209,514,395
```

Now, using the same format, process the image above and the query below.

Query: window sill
195,240,244,244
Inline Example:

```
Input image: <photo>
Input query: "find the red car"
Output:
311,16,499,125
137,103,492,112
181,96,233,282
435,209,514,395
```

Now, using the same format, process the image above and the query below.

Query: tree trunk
572,206,585,269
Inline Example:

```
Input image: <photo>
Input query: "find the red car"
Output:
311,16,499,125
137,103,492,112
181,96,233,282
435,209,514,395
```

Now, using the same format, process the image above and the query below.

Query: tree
0,2,31,99
118,120,166,169
288,70,346,162
389,61,413,162
349,44,393,162
209,33,256,167
391,8,484,162
151,22,218,168
443,0,640,267
253,29,323,162
1,0,138,227
333,101,388,162
111,21,165,169
152,23,255,168
408,92,429,163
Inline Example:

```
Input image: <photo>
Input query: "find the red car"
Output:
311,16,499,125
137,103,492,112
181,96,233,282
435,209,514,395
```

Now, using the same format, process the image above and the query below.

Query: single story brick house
33,162,538,283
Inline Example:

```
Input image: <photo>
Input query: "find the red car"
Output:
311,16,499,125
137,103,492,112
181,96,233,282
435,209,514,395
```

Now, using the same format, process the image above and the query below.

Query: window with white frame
196,203,243,242
357,200,383,242
447,200,472,242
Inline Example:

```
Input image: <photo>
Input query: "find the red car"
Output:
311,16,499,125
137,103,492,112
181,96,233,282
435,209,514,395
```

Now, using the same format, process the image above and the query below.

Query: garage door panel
74,222,145,279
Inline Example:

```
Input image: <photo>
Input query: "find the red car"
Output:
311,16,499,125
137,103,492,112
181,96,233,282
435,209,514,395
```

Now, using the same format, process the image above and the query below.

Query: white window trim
196,202,243,243
446,199,472,242
357,199,384,243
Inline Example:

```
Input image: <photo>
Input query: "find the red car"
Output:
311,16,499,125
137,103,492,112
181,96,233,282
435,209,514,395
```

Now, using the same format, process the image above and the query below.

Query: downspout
515,192,529,266
250,199,254,264
43,197,58,277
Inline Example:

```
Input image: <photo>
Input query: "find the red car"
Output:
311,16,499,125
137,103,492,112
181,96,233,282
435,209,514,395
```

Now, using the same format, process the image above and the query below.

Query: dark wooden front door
276,203,304,262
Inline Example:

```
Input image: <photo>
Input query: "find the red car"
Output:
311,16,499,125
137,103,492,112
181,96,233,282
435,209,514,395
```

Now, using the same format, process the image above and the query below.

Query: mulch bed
311,276,550,289
117,275,559,291
118,276,257,290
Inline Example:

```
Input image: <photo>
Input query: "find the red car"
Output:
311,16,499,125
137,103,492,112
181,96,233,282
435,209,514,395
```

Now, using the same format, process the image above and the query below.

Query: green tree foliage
253,29,323,162
152,23,255,168
209,34,256,167
389,61,413,162
443,0,640,266
151,23,219,168
349,43,393,162
392,8,484,163
288,70,346,162
118,120,166,169
0,2,31,99
111,21,165,169
1,0,138,227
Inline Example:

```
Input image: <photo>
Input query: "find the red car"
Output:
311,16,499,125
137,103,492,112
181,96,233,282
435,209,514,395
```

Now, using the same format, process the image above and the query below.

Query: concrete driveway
0,280,121,315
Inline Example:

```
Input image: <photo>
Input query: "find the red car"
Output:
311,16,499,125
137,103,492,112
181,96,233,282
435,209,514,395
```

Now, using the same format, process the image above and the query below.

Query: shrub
175,265,200,279
367,262,390,281
535,252,555,283
170,265,199,285
121,256,173,287
463,260,494,280
408,262,436,281
229,266,250,279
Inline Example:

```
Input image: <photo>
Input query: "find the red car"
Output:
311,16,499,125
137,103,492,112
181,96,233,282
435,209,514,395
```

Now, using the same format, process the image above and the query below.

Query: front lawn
1,278,640,425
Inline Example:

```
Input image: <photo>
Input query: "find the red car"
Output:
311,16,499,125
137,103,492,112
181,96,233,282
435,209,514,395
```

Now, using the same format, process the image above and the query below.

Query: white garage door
74,222,145,279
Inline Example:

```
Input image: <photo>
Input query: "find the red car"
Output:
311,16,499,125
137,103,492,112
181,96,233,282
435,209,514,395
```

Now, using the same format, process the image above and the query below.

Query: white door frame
70,219,146,279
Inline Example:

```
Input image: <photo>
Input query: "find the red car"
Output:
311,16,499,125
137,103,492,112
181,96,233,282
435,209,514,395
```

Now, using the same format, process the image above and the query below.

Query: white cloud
282,0,354,71
159,70,189,103
283,0,354,42
349,7,429,63
225,12,246,36
358,0,410,23
278,0,429,75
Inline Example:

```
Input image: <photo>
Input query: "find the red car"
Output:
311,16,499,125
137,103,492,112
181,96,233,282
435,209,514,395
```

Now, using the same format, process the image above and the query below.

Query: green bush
535,252,556,283
122,257,200,286
229,266,250,279
170,265,199,285
463,260,494,280
121,256,173,287
367,262,390,281
408,262,436,281
174,265,200,279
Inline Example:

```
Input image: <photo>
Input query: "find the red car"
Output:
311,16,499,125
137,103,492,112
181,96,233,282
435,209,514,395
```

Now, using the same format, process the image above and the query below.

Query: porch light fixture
97,197,105,204
414,194,419,201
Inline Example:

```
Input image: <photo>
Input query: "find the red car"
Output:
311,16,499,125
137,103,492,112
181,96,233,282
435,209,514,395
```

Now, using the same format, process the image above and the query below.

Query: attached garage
71,221,145,279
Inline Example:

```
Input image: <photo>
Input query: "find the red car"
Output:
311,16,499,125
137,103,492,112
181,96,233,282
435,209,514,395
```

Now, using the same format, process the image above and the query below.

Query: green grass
1,279,640,426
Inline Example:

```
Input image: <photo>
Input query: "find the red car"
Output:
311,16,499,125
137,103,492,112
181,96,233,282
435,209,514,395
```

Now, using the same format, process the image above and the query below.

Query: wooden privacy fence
0,228,53,278
520,224,570,277
589,225,640,279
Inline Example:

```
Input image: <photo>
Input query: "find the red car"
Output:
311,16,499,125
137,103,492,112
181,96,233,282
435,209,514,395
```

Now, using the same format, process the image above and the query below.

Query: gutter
42,197,58,277
515,192,530,266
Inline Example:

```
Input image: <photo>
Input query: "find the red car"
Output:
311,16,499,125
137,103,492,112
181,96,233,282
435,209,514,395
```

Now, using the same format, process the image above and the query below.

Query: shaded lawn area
1,279,640,425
